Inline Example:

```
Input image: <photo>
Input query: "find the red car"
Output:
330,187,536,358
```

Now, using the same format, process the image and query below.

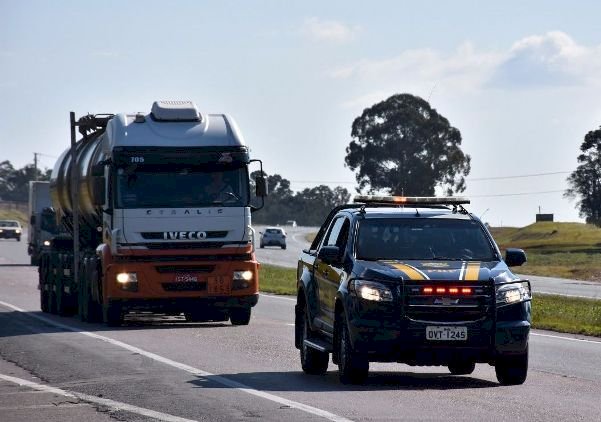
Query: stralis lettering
146,209,224,216
163,231,207,240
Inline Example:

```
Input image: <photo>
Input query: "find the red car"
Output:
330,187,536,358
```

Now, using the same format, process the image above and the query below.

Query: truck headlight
43,240,51,246
233,270,253,281
116,272,138,291
496,282,531,306
352,280,393,302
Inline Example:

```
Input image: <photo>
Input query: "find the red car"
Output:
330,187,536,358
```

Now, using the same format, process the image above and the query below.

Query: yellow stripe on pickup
464,262,481,280
392,263,429,280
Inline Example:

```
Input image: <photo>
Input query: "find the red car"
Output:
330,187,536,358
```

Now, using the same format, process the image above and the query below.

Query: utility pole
33,152,39,181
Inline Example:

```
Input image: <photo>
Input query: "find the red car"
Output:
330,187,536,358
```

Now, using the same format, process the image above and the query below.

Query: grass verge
259,264,297,295
260,265,601,337
0,209,27,225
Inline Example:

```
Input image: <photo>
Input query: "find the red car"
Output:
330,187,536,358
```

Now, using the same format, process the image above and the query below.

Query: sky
2,0,601,227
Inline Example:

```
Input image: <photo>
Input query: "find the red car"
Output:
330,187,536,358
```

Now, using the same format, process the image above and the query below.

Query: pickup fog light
496,282,530,306
116,272,138,291
352,280,393,302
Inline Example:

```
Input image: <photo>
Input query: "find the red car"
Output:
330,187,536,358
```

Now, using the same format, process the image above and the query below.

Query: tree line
251,172,350,227
0,161,51,202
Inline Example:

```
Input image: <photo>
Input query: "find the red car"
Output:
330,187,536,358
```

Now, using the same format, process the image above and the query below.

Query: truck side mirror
30,215,36,225
92,176,106,206
91,163,104,177
255,175,268,197
505,248,526,267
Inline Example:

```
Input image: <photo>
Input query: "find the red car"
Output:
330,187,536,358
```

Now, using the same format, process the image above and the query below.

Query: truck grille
141,231,228,240
162,281,207,292
403,282,494,323
155,265,215,274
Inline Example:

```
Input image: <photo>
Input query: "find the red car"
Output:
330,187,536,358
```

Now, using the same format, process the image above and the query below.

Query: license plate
175,273,198,283
426,326,467,341
208,276,231,295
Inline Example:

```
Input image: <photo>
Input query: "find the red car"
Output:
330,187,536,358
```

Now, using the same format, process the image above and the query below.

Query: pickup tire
495,346,528,385
230,308,251,325
299,305,328,375
337,316,369,384
448,361,475,375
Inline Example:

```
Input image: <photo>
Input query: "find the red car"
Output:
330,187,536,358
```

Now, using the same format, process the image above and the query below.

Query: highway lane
253,225,601,299
1,238,601,421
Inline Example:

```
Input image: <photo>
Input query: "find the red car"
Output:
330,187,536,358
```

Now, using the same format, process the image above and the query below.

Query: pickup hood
353,259,521,285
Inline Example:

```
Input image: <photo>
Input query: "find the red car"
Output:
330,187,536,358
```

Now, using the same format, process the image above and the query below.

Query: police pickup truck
295,196,531,385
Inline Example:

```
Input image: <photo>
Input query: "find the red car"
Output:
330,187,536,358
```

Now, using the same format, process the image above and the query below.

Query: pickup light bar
353,196,470,205
423,286,473,295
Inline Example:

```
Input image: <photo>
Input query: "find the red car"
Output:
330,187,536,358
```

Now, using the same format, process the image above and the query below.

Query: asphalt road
1,236,601,421
253,225,601,299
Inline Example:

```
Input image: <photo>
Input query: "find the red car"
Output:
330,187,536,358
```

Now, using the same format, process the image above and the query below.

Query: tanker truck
38,101,267,326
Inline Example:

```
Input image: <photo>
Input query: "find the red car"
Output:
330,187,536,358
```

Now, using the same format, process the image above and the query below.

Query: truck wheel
299,305,328,375
30,256,38,266
103,303,123,327
230,308,251,325
495,346,528,385
55,277,68,316
337,316,368,384
448,361,475,375
260,244,264,248
40,286,49,313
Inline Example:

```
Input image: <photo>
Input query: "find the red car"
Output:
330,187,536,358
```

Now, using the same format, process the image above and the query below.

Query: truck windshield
356,218,496,261
115,166,249,209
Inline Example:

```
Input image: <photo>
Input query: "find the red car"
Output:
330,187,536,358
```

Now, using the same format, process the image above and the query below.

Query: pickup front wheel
299,306,328,375
495,346,528,385
337,316,369,384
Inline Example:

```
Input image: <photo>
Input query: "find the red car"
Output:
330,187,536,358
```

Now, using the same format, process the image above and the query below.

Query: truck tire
448,361,476,375
79,277,103,323
103,303,123,327
299,305,328,375
495,346,528,385
40,286,49,313
230,308,251,325
337,316,369,384
30,256,38,266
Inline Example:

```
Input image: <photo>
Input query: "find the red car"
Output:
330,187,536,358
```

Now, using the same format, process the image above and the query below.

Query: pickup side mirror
255,175,268,197
505,248,527,267
318,245,341,265
92,176,106,206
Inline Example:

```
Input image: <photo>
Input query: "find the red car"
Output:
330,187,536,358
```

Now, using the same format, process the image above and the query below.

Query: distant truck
295,196,531,385
28,181,57,265
39,101,267,326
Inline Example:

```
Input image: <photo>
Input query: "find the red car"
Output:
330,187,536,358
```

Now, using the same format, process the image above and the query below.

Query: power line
288,170,573,186
470,190,565,198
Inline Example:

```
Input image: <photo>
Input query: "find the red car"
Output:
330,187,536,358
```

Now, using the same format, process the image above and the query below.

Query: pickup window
356,218,496,261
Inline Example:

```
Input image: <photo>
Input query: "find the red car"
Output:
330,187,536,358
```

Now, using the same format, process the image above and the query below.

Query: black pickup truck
295,196,531,384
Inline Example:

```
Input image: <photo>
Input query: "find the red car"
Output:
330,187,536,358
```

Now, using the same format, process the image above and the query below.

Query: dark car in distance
295,196,531,385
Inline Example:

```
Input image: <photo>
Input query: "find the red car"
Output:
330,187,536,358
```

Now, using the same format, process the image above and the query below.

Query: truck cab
295,196,531,385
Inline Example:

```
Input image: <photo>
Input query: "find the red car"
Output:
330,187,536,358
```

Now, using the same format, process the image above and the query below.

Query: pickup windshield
356,218,496,261
115,165,249,209
0,221,19,228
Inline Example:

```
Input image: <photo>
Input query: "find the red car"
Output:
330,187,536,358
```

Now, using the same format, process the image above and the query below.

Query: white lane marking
260,293,296,302
0,300,353,422
0,373,197,422
286,323,295,326
535,291,601,300
531,332,601,345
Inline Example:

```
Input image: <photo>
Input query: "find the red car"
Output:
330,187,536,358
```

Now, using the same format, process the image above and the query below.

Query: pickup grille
403,282,494,323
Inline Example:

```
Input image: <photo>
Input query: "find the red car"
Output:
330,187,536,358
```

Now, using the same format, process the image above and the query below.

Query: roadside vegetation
0,208,27,224
260,265,601,337
490,222,601,282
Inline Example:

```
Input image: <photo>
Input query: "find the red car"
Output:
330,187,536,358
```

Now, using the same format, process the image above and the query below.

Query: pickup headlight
15,229,21,234
496,282,531,306
352,280,393,302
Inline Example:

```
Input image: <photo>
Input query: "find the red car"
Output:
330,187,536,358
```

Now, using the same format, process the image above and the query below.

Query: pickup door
314,216,351,331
